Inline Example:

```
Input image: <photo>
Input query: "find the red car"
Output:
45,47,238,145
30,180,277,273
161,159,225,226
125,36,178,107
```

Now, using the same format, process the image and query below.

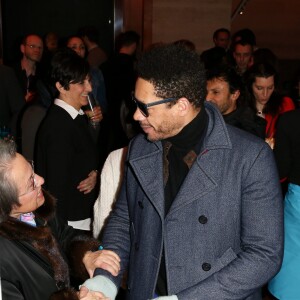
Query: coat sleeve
177,144,284,300
93,169,131,289
49,215,100,280
2,279,25,300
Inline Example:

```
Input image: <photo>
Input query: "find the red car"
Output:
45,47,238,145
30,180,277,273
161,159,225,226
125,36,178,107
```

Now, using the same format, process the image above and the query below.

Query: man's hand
83,249,121,278
78,286,109,300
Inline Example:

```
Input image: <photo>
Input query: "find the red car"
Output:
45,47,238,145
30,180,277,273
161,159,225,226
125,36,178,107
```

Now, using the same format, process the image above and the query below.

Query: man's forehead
26,35,43,45
234,44,252,53
217,32,229,39
208,77,228,85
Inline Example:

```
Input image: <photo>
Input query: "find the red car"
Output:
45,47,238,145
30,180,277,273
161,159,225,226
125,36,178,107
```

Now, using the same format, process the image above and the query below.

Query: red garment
265,96,295,138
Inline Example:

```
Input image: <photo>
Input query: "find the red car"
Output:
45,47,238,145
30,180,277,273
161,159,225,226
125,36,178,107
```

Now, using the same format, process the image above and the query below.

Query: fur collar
35,188,57,221
0,190,78,299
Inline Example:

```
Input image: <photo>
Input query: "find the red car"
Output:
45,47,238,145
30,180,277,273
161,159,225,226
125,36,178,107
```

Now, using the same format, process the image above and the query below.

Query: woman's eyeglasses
19,161,37,197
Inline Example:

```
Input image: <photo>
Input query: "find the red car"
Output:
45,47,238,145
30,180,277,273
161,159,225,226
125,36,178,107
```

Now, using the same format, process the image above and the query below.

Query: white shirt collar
54,98,84,119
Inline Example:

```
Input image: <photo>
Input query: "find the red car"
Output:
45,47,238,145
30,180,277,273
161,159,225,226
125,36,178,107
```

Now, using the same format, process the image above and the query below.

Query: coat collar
128,102,232,216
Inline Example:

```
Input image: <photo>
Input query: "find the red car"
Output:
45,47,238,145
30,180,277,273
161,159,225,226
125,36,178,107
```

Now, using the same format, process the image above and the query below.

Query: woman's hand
90,106,103,123
77,170,98,194
78,286,109,300
265,137,275,149
83,249,121,278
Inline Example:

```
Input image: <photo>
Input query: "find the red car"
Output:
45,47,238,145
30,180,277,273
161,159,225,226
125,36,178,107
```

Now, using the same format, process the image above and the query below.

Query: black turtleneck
156,107,208,296
163,106,208,214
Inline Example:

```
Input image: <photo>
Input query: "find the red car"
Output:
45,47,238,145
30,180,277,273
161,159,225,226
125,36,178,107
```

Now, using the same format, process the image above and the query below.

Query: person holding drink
35,48,99,232
66,35,107,124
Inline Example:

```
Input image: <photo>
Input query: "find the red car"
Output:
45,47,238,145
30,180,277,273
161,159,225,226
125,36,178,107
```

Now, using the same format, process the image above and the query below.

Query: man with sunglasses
84,44,283,300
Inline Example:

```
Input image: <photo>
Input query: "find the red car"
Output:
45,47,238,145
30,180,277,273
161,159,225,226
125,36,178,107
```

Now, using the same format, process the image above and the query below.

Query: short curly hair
137,43,206,108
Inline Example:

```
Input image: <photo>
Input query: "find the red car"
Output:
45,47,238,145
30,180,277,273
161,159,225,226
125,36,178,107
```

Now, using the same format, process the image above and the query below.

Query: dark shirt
223,106,266,139
200,46,227,70
0,64,25,133
11,62,43,96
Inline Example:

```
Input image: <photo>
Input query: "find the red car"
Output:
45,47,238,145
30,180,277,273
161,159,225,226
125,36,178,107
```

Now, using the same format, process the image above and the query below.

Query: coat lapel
129,145,165,218
128,102,232,218
168,102,232,214
168,151,217,214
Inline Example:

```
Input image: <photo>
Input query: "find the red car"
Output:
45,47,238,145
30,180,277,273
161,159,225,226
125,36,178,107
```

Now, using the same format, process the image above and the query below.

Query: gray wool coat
94,102,283,300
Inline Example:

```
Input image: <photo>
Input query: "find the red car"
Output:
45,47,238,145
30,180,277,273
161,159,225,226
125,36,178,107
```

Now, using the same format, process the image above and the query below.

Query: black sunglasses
132,94,177,117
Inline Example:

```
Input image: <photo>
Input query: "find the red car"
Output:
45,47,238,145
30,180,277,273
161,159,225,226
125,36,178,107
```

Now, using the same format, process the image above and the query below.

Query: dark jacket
223,106,266,139
274,109,300,185
0,191,99,299
0,64,25,134
95,102,283,300
35,104,99,221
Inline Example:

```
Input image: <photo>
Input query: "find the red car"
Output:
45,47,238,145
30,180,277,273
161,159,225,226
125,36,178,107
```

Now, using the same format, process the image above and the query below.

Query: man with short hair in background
232,39,254,75
12,34,44,102
206,65,266,138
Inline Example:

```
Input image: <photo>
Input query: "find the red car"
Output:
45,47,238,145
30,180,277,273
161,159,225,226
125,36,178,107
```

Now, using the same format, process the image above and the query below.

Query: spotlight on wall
231,0,251,21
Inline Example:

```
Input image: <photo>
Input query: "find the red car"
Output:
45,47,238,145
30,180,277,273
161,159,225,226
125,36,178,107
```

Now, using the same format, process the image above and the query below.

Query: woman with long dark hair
244,62,295,148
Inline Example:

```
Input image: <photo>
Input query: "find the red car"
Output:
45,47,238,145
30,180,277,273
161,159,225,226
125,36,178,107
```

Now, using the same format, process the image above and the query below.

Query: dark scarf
163,107,208,214
156,107,208,296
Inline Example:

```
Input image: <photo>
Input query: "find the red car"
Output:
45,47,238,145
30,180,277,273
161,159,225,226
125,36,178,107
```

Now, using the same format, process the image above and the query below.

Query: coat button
202,263,211,271
138,201,144,209
198,215,208,224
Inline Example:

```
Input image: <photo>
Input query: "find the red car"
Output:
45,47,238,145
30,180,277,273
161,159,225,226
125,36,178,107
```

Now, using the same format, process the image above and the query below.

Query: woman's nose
85,80,93,92
35,174,45,187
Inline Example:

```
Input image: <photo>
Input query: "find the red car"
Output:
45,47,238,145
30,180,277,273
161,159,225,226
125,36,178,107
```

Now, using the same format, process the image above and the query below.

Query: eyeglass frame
19,160,37,197
132,93,177,117
25,44,43,50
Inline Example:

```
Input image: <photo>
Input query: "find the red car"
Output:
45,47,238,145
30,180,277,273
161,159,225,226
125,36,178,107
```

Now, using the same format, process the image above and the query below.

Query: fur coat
0,190,99,299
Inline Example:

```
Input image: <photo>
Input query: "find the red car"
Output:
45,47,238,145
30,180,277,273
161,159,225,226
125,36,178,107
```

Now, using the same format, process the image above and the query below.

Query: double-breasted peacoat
95,102,283,300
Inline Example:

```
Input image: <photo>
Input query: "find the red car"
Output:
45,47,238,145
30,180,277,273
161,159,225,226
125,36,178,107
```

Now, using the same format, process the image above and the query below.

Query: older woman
35,48,99,231
0,139,120,299
244,62,295,148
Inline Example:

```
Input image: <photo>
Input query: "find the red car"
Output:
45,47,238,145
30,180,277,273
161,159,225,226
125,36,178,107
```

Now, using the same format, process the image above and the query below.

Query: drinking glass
85,93,100,129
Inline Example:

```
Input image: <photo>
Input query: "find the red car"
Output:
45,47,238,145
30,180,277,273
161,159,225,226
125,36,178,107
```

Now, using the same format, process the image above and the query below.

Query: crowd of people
0,25,299,299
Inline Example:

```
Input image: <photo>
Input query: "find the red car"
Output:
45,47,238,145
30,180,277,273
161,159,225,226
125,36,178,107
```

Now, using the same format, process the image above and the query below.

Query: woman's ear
55,82,65,95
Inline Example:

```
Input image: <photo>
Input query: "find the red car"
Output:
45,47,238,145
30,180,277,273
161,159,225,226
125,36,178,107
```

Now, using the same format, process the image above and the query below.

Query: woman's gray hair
0,140,20,222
